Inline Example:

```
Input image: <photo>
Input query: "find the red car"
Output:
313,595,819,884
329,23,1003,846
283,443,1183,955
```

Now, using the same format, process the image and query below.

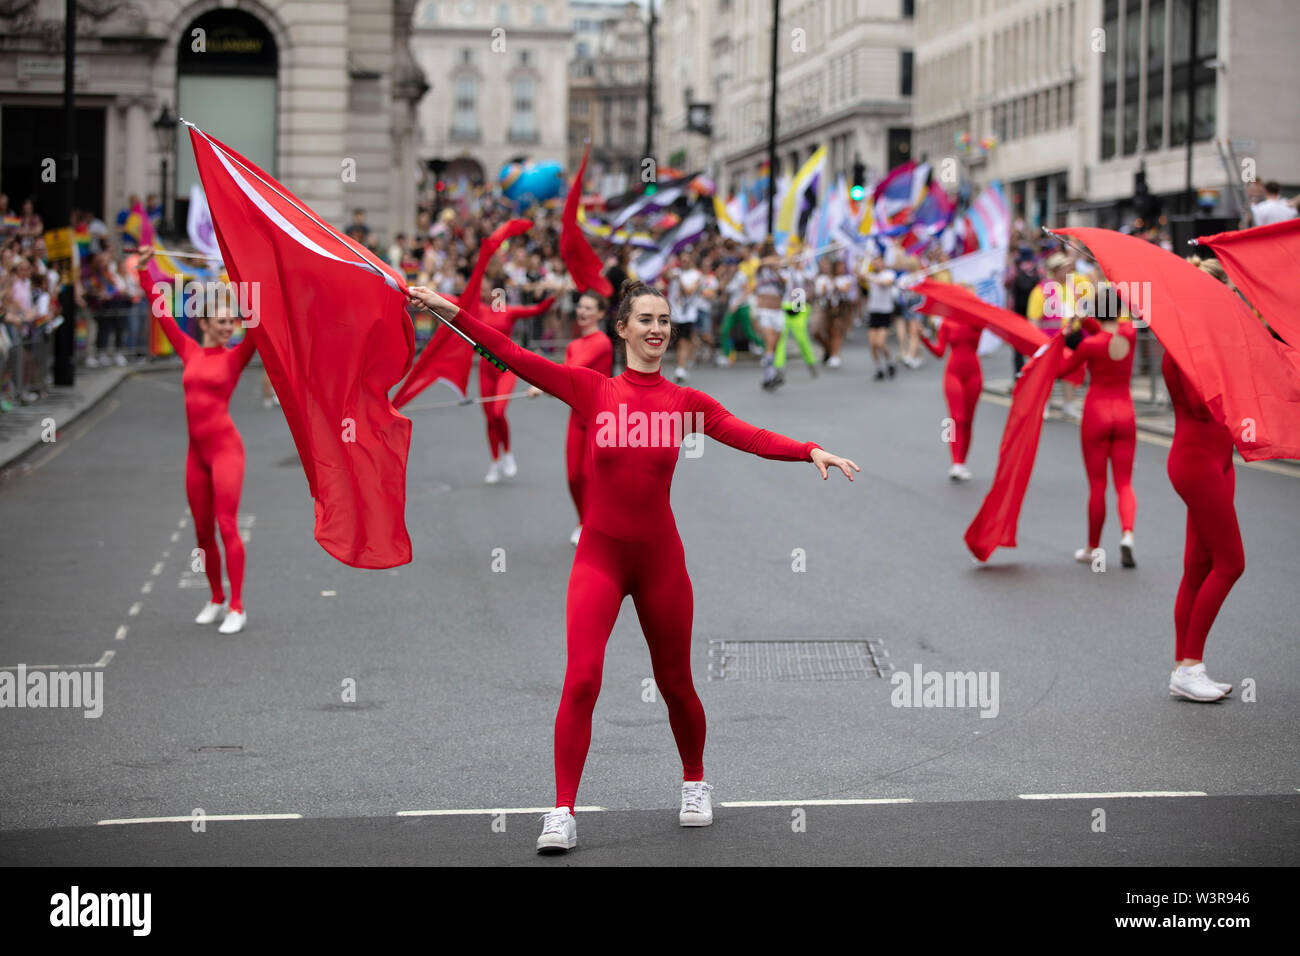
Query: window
511,76,536,139
460,48,474,65
900,49,913,96
1171,0,1217,145
534,3,546,25
1100,0,1118,158
452,75,477,135
902,0,914,16
1146,0,1165,149
422,1,438,22
497,4,508,22
519,49,531,65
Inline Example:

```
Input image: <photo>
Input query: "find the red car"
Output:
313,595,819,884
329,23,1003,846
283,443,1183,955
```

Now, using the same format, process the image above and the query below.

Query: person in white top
1249,180,1298,227
858,252,898,380
665,249,704,381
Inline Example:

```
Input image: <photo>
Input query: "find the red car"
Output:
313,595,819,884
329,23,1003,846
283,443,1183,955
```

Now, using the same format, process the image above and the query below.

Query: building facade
0,0,426,243
411,0,571,189
567,0,648,195
664,0,916,199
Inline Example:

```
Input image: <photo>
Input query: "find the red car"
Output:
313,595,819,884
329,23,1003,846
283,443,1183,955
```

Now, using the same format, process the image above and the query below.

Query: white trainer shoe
679,780,714,827
1074,547,1094,564
1169,663,1226,702
948,464,962,482
195,601,227,625
500,452,518,478
956,464,972,481
536,807,577,852
484,461,502,484
827,355,842,369
1120,531,1136,568
569,525,581,546
675,366,688,382
1203,669,1233,696
218,610,247,635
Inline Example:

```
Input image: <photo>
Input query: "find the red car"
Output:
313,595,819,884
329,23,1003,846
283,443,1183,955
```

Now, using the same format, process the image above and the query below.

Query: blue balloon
500,160,565,207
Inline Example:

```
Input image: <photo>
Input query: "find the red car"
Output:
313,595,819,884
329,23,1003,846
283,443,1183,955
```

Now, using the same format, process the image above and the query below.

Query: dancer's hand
137,245,154,265
526,385,542,399
811,447,859,481
406,285,456,319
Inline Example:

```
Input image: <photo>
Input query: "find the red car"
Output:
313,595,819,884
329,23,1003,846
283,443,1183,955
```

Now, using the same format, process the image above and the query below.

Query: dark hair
614,278,669,335
578,289,608,311
1264,181,1282,195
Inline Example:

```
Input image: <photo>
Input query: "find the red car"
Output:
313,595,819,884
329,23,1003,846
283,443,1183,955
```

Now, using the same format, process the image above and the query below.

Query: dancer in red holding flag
139,246,254,633
921,316,982,481
1163,257,1242,702
527,290,613,544
406,279,858,855
1056,285,1138,568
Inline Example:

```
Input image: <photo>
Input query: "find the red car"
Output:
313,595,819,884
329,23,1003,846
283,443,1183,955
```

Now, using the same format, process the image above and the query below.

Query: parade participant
716,255,763,366
404,279,859,854
139,245,255,634
860,252,898,380
1163,258,1243,702
753,238,787,390
1056,283,1138,567
921,315,982,480
527,290,614,544
774,241,820,379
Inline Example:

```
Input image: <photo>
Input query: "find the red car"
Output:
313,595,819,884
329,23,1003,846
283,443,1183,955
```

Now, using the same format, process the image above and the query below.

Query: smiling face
617,292,671,369
575,293,602,330
201,298,238,347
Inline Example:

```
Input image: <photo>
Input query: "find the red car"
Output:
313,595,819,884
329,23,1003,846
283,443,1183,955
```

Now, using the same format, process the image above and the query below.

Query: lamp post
153,102,177,235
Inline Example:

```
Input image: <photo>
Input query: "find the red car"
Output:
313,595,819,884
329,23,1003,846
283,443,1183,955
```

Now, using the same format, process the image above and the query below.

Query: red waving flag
913,279,1048,356
965,336,1064,562
1196,217,1300,347
1058,227,1300,461
189,124,415,568
560,144,613,297
393,218,535,407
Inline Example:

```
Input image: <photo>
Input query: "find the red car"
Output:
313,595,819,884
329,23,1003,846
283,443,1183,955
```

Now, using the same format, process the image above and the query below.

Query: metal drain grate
707,640,892,681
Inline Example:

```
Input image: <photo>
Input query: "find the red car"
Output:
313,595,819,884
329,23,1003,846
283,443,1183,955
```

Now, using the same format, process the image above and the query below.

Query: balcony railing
449,126,481,143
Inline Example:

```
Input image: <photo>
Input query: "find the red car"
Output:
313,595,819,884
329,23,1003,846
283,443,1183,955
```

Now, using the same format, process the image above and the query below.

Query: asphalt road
1,338,1297,865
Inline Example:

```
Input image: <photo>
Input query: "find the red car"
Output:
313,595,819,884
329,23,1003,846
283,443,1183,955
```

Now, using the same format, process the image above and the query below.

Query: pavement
1,336,1297,866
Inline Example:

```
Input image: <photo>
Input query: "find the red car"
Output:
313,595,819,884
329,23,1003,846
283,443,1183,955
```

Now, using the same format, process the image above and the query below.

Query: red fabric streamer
560,144,613,297
1195,217,1300,347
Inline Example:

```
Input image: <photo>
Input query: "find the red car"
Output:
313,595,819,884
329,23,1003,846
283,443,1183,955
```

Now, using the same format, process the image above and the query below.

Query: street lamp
153,102,177,234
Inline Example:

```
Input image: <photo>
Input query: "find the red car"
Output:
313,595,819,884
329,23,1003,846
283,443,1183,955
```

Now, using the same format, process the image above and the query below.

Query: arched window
453,76,478,137
510,76,536,140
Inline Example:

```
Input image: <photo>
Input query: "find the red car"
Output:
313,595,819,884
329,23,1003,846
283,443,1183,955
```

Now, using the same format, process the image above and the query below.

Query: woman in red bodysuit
406,279,859,855
921,316,982,481
140,246,255,634
527,290,614,545
1163,257,1242,703
1057,287,1138,568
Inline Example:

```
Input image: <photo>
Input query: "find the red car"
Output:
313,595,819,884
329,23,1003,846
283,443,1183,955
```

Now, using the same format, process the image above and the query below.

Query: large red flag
913,279,1048,356
393,219,532,407
560,144,613,297
1058,227,1300,461
1195,217,1300,347
965,336,1064,562
189,124,415,569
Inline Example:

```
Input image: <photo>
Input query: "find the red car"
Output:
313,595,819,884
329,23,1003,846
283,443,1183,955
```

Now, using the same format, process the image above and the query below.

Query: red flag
914,279,1048,356
394,219,533,407
1058,227,1300,461
560,145,613,297
1196,217,1300,346
965,336,1065,561
189,125,415,569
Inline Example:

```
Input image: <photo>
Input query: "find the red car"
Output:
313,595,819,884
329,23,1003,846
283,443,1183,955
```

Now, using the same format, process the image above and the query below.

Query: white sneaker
500,452,518,478
948,464,963,482
956,464,972,481
1202,669,1233,696
536,807,577,852
679,780,714,827
827,355,842,369
113,353,127,366
569,526,581,546
484,461,502,484
85,354,101,368
218,609,247,635
1063,400,1082,420
675,366,687,382
195,601,227,625
1169,663,1226,702
262,398,273,410
1074,547,1094,564
714,354,730,368
1120,531,1136,568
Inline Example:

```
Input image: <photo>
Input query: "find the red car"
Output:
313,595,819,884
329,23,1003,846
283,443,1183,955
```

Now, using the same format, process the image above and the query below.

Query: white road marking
141,581,153,594
719,799,915,807
97,814,303,826
321,590,337,597
114,625,128,641
396,807,607,816
94,650,116,668
0,650,116,670
128,602,142,616
170,532,181,543
1018,791,1206,800
151,562,164,576
162,551,170,559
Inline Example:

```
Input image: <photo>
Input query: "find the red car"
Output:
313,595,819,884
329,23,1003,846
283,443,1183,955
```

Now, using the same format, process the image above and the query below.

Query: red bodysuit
923,319,983,465
450,305,819,811
156,307,256,613
563,330,614,521
1059,319,1138,549
1162,352,1243,662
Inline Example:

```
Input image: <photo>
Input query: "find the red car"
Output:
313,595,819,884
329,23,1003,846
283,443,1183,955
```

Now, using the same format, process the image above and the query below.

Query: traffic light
850,159,866,201
644,182,658,196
